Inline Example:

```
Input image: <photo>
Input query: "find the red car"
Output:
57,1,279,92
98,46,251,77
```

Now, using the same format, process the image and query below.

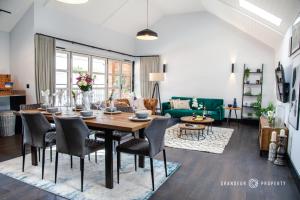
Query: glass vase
82,91,91,111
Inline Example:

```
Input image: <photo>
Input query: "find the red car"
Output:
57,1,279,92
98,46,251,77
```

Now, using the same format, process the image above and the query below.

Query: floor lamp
149,73,165,114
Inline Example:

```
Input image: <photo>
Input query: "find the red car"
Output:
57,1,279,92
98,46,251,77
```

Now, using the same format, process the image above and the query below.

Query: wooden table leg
31,146,38,166
138,128,145,168
105,129,114,189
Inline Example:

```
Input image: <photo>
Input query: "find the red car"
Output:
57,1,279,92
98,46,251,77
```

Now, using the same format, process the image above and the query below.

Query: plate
129,116,152,122
41,111,62,115
104,111,122,114
80,115,97,119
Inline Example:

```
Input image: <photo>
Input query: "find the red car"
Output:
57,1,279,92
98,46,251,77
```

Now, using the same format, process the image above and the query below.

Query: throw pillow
173,100,191,109
134,98,146,110
170,99,180,109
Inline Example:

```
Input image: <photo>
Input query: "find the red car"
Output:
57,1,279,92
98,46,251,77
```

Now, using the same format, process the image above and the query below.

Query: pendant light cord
147,0,149,28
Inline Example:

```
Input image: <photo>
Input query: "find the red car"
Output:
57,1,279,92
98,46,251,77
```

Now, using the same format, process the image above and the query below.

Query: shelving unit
275,62,289,103
241,64,264,121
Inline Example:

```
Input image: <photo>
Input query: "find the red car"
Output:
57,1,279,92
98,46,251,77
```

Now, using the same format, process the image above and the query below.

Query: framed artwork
290,14,300,56
288,55,300,130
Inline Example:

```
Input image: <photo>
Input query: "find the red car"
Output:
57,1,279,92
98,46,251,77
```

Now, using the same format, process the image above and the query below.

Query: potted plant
244,68,250,82
76,72,95,111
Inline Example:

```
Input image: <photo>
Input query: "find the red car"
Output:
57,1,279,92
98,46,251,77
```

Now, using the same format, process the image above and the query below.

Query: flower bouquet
76,73,95,111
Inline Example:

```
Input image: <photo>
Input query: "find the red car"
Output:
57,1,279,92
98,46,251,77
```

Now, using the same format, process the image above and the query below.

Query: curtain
34,34,56,103
140,56,160,98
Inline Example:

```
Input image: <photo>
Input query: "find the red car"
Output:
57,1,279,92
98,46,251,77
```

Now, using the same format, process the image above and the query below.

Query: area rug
165,124,234,154
0,149,180,200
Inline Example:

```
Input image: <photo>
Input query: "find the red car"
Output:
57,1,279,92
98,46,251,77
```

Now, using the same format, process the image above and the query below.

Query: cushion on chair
116,138,150,156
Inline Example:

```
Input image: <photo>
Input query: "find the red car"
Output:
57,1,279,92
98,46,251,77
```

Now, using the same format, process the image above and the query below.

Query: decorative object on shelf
256,80,260,84
268,131,277,162
290,13,300,56
274,129,288,166
244,68,250,81
76,73,95,111
0,74,13,95
163,64,167,73
136,0,158,40
233,98,237,108
4,82,13,89
288,56,300,130
231,63,234,73
257,69,261,73
192,97,198,109
149,72,165,112
227,104,232,108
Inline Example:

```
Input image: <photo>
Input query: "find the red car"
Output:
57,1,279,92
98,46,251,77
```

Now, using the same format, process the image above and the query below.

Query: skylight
239,0,282,26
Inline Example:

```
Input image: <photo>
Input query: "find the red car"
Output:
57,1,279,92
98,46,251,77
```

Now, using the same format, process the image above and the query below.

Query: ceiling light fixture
136,0,158,40
56,0,88,4
239,0,282,26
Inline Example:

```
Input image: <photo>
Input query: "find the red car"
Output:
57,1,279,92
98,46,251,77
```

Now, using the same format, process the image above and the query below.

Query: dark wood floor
0,122,299,200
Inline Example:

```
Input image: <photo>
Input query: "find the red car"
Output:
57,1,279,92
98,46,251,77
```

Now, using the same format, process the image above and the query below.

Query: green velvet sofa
162,96,224,121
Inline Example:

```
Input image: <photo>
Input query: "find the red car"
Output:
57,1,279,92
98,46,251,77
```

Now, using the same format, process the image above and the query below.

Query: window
55,50,132,106
239,0,282,26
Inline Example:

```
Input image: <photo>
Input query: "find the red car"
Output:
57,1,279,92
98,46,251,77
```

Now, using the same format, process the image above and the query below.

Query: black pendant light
136,0,158,40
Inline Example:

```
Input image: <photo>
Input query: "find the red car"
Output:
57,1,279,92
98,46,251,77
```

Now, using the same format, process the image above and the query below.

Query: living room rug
165,124,234,154
0,150,180,200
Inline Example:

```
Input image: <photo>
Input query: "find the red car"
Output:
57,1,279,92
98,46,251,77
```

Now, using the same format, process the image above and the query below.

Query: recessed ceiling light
56,0,88,4
239,0,282,26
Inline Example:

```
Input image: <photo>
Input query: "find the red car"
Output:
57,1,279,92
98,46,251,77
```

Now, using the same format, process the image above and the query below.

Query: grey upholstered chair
20,112,56,179
116,117,170,191
53,116,105,192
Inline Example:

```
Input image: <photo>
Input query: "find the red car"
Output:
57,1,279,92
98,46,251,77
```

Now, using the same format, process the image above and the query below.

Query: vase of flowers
76,73,95,111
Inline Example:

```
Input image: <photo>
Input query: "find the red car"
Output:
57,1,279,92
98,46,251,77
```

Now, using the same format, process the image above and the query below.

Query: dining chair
20,112,56,179
94,106,136,158
116,117,170,191
53,116,105,192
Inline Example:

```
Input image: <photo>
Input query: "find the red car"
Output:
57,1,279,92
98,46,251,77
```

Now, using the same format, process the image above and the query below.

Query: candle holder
274,134,287,166
268,131,277,162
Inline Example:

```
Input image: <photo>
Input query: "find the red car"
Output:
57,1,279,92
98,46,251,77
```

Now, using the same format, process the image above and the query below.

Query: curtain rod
35,33,159,58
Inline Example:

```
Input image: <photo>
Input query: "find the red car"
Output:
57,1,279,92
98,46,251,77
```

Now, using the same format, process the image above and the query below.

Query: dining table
19,109,156,189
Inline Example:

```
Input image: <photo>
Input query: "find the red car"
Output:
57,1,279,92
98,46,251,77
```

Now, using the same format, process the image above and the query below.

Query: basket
0,111,16,137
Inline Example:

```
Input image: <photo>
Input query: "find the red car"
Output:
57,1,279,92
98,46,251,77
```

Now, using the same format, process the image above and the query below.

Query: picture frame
290,14,300,56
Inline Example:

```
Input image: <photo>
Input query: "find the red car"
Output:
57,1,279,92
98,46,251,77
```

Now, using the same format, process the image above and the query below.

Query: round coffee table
180,116,215,135
178,124,206,140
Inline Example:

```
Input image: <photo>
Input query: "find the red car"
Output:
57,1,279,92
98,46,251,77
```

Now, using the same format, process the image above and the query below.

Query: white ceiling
1,0,300,48
0,0,33,32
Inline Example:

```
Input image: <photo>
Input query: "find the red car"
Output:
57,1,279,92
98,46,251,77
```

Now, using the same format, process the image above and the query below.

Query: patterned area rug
0,150,180,200
165,124,234,154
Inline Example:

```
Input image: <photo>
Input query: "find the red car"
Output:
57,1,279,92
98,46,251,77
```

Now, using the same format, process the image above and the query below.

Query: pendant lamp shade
136,0,158,40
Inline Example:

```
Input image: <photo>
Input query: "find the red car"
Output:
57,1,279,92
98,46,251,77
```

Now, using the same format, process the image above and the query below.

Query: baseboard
287,155,300,192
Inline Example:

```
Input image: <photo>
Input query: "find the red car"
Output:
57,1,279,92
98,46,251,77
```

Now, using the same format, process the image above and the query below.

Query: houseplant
244,68,250,82
76,73,95,111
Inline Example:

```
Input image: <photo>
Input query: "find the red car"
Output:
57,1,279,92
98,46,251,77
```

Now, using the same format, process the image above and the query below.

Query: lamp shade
149,73,165,82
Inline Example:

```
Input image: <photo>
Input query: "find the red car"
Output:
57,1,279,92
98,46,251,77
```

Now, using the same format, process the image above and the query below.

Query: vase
82,91,91,111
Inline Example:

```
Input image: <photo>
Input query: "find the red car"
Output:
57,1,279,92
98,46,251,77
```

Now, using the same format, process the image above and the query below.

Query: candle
280,129,285,137
271,131,277,142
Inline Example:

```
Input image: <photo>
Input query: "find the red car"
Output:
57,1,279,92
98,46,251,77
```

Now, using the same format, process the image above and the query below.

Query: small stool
0,111,16,137
179,124,206,140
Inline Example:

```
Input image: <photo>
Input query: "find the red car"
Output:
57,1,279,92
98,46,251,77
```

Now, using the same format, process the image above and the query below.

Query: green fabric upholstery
162,96,224,120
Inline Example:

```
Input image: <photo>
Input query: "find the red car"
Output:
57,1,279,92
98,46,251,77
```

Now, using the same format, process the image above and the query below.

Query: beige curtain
140,56,160,98
34,34,56,103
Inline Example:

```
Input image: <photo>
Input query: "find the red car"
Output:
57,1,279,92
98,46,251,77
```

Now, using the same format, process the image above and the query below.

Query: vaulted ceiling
1,0,299,49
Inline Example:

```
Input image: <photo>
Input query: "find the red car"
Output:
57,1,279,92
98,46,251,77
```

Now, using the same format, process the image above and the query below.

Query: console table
258,116,289,156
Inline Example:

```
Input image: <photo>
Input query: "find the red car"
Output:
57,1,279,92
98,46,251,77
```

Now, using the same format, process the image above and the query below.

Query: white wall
275,25,300,175
0,31,10,74
10,5,35,103
136,12,276,117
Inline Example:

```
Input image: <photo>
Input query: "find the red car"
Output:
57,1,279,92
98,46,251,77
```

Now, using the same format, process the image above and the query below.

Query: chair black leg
55,152,58,183
95,151,97,163
163,149,168,177
117,151,120,184
118,141,121,160
38,148,40,162
134,155,137,171
150,158,155,191
70,156,73,169
50,145,52,163
42,148,46,179
80,158,84,192
22,144,25,172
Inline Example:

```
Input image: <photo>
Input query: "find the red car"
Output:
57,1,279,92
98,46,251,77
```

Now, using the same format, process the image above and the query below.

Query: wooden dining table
20,109,156,189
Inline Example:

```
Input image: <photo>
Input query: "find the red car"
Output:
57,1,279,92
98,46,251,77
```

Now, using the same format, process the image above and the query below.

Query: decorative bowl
135,111,149,119
46,107,59,113
76,105,83,109
80,110,93,117
228,104,232,108
106,107,117,112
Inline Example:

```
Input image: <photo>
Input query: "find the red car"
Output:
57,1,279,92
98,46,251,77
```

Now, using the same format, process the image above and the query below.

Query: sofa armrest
215,105,225,120
162,102,171,115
